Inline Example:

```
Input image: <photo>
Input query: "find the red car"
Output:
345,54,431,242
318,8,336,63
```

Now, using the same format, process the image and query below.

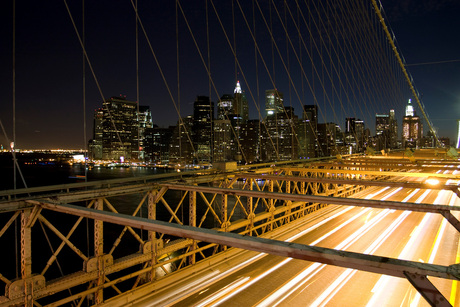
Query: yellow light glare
425,178,440,186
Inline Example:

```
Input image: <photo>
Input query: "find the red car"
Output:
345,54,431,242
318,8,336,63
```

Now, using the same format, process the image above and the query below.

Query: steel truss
0,154,459,306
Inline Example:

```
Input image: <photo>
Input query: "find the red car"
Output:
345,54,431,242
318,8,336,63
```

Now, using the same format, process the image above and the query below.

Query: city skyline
0,0,459,149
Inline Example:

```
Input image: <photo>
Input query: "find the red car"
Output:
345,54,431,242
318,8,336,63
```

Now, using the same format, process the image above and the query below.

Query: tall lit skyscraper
402,99,422,148
405,99,414,116
345,117,365,152
99,96,139,161
137,105,153,160
233,81,249,123
265,89,284,117
217,94,233,120
375,110,398,150
375,114,390,135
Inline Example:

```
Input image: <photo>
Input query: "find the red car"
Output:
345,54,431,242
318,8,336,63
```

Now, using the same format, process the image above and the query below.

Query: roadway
129,184,460,306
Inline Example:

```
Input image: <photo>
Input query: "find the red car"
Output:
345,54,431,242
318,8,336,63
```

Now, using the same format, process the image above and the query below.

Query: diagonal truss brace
35,200,460,307
162,183,460,233
404,272,452,307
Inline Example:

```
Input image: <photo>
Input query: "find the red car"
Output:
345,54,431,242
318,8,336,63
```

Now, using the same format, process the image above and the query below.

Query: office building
402,99,422,148
265,89,284,117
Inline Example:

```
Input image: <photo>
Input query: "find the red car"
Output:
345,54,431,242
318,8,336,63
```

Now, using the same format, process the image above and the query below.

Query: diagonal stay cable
129,0,196,155
63,0,125,154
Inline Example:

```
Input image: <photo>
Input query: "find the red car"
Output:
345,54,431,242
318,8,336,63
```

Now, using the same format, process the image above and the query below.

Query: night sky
0,0,459,150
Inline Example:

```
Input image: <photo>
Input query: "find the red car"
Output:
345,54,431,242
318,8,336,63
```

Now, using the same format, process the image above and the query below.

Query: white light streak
364,186,390,199
195,277,250,307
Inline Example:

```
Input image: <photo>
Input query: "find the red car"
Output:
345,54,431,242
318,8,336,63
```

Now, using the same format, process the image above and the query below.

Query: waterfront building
89,96,152,161
97,96,139,161
89,108,104,160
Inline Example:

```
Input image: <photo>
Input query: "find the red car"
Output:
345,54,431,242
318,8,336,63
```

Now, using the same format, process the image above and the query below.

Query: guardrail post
148,191,157,280
246,178,254,236
268,179,275,231
21,209,32,306
94,198,104,304
189,190,196,265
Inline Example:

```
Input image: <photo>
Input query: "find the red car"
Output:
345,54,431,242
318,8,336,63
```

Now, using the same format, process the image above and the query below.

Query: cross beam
236,173,460,197
281,167,460,180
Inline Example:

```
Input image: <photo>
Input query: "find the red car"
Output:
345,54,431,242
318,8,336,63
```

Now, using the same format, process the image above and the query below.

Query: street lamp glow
425,178,440,186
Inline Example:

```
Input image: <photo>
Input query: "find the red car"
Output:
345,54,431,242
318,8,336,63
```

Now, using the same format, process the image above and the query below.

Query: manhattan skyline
0,0,459,149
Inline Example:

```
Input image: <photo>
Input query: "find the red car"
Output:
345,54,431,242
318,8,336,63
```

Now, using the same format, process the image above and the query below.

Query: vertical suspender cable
135,0,144,239
253,0,261,161
82,0,87,181
82,0,91,261
12,0,18,279
136,0,140,162
176,0,182,166
206,0,213,163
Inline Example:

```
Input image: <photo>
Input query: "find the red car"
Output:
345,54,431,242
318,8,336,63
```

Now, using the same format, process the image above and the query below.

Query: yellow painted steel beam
161,183,460,232
280,167,460,180
236,173,460,195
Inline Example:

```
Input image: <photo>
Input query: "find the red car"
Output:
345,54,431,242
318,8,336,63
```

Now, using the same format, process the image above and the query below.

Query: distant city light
72,154,85,162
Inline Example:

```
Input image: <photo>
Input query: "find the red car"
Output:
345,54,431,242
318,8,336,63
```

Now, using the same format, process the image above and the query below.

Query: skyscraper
98,96,139,161
345,117,365,152
375,110,398,150
233,81,249,123
265,89,284,117
299,105,318,158
193,96,214,163
217,94,233,120
137,105,154,160
169,116,194,166
261,106,298,161
402,99,422,148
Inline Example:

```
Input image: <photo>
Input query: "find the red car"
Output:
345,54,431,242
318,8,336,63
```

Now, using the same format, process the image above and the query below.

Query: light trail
147,253,266,306
410,190,451,306
210,206,380,306
195,277,250,307
364,186,390,199
309,201,412,306
258,195,403,306
366,189,436,306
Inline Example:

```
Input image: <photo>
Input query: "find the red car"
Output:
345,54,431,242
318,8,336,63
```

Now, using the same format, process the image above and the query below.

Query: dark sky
380,0,460,143
0,0,459,149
